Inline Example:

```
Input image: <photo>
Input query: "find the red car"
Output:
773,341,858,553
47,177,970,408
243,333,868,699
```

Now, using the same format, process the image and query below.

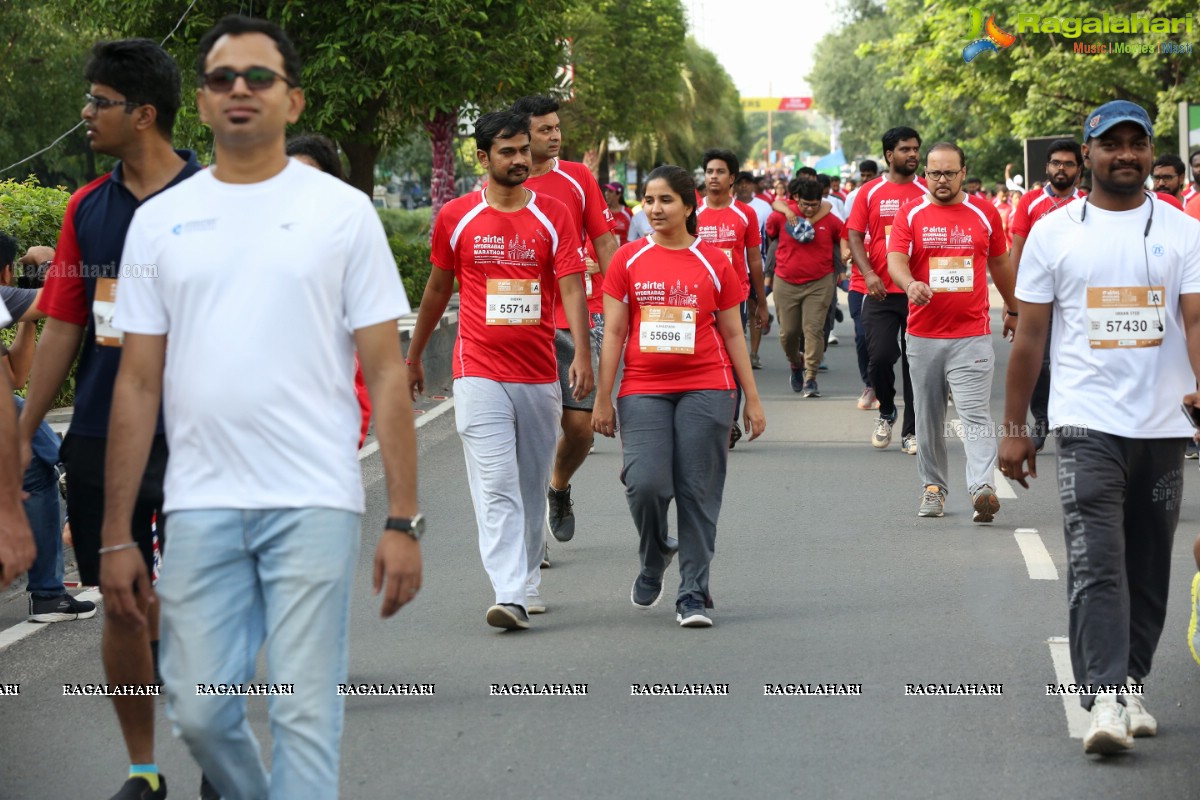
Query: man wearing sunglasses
102,15,420,800
19,38,200,800
886,142,1017,521
1005,139,1086,453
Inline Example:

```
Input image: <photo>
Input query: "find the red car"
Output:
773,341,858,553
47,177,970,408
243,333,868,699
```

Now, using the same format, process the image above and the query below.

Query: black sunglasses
84,92,140,112
200,66,295,93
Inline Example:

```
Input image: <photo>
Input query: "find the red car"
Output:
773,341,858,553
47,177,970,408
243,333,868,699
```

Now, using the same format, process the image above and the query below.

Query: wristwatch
385,514,425,541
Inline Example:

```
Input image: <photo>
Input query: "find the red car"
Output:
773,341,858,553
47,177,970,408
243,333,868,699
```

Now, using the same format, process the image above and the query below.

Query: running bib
486,279,541,326
928,257,974,293
639,306,696,354
93,277,124,347
1086,286,1165,349
585,273,593,295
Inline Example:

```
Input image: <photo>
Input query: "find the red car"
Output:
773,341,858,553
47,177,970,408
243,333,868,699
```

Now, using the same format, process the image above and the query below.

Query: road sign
740,96,814,112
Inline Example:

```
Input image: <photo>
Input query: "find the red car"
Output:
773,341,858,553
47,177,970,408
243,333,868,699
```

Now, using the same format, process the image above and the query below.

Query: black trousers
861,293,915,437
1029,317,1052,428
1057,430,1185,709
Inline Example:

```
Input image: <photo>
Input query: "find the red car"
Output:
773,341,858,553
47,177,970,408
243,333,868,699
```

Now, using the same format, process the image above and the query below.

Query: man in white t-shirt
99,16,421,798
1001,100,1200,756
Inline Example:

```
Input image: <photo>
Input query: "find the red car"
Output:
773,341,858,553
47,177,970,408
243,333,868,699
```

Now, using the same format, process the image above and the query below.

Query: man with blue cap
1000,100,1200,755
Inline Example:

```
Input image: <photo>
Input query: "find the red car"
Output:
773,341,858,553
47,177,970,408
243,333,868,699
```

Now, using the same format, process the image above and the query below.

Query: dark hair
474,110,530,154
286,134,342,180
644,165,698,236
0,232,15,270
85,39,181,138
881,126,922,158
1046,139,1082,166
926,141,966,169
790,178,822,202
795,166,818,179
816,174,831,189
858,159,879,174
1152,153,1185,177
965,176,982,185
196,15,301,86
735,171,757,185
702,148,739,178
1190,148,1200,165
510,95,560,117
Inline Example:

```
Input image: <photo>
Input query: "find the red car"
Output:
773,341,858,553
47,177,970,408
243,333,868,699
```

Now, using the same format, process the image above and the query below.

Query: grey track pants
1057,430,1186,709
906,333,997,495
617,390,735,607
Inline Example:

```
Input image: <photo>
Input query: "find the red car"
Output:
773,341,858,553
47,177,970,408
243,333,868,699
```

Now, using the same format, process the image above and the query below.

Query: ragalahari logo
963,8,1016,62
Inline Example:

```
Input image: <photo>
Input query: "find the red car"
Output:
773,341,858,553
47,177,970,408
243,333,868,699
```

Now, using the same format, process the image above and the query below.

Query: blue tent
812,149,846,176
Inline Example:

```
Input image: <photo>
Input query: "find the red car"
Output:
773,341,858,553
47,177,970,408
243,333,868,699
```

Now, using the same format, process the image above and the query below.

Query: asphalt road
2,296,1199,799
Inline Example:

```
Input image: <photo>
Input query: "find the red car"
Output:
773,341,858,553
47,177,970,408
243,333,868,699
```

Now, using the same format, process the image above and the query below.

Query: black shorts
61,433,168,586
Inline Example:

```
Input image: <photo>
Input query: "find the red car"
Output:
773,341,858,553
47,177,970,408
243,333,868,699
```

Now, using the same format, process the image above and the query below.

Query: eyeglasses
924,170,962,182
199,66,295,93
84,92,140,112
1048,160,1079,169
1151,173,1178,182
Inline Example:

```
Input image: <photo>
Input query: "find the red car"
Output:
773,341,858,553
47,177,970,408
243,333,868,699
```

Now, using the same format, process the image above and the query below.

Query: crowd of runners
1,11,1200,799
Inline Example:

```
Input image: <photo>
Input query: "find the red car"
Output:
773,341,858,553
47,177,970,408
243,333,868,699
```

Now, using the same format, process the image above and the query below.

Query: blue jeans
16,396,64,597
158,508,361,800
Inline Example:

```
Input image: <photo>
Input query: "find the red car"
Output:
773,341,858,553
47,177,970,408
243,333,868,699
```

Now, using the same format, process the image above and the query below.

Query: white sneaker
1125,678,1156,737
1083,696,1133,754
827,332,839,345
900,435,917,455
871,416,894,448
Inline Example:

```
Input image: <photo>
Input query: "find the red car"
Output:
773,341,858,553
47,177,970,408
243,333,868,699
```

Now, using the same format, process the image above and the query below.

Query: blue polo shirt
40,150,201,437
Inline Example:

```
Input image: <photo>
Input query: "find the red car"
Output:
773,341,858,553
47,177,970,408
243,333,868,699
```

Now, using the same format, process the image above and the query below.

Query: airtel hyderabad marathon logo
962,8,1015,62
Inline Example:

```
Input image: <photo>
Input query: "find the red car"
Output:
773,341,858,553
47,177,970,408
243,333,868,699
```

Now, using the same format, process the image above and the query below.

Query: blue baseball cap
1083,100,1153,141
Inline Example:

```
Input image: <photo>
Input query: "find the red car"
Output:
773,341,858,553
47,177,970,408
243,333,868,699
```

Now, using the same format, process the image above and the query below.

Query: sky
685,0,843,99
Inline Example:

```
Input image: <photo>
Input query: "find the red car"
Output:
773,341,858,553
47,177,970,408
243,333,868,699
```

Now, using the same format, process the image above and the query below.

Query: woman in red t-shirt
592,165,765,628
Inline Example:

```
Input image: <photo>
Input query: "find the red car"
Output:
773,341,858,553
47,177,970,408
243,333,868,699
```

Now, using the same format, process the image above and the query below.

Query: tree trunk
596,139,609,184
425,109,457,222
342,140,380,198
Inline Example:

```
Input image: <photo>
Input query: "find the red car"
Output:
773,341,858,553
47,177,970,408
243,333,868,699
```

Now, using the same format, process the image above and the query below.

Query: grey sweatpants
905,333,996,495
617,390,735,606
1057,431,1186,709
455,377,561,606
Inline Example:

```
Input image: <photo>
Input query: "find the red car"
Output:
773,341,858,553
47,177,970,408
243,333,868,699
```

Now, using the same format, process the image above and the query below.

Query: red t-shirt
430,189,585,383
696,198,762,300
603,237,742,397
581,205,633,314
1183,185,1197,205
887,193,1008,339
766,202,843,284
1009,186,1085,240
523,159,614,328
846,176,926,294
1186,193,1200,222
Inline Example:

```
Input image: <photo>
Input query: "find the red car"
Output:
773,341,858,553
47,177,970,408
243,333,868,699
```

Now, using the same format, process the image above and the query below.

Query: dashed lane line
1047,637,1090,739
1014,528,1058,580
358,397,455,461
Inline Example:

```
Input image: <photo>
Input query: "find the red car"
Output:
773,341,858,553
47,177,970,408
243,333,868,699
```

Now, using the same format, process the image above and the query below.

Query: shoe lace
874,419,891,435
922,487,942,505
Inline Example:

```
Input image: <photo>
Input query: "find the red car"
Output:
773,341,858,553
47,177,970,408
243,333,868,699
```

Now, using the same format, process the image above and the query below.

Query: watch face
411,514,426,537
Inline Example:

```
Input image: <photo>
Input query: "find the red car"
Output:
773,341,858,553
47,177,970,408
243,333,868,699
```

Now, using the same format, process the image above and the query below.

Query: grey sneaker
486,604,530,630
750,352,763,369
871,414,895,448
526,595,547,614
972,486,1000,523
1125,678,1156,737
901,435,917,455
631,574,664,608
547,485,575,542
918,485,945,518
801,379,819,398
1084,696,1133,754
676,597,713,628
28,593,97,623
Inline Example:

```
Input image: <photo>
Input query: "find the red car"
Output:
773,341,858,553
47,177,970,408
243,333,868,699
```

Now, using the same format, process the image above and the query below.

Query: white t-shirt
0,296,12,329
1016,195,1200,438
113,159,410,512
747,196,773,233
825,194,846,220
628,208,653,243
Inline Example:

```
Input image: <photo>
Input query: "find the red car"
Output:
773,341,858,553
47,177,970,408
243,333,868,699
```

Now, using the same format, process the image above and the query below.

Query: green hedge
378,206,432,241
0,178,74,407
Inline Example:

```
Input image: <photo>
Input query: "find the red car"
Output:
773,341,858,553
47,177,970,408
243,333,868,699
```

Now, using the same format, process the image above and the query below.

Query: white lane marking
1048,637,1090,739
0,588,103,654
993,469,1017,499
358,397,455,461
1013,529,1058,580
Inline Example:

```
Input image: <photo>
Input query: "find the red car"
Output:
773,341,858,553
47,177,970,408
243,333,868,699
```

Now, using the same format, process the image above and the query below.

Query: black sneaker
547,485,575,542
790,367,804,393
631,573,664,608
28,593,97,623
199,773,220,800
729,423,742,450
676,597,713,628
110,774,167,800
486,603,530,630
